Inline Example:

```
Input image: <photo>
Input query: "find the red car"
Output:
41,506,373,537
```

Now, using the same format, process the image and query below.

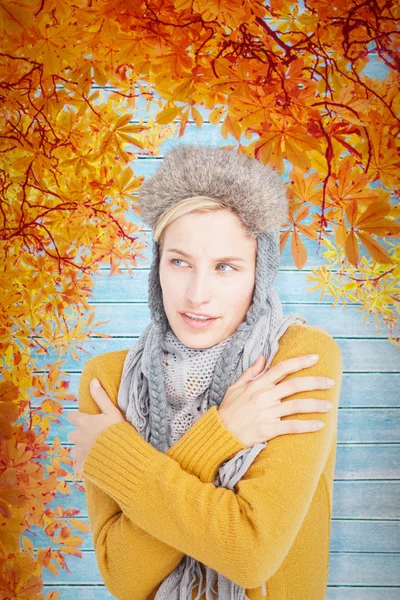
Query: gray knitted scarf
117,230,307,599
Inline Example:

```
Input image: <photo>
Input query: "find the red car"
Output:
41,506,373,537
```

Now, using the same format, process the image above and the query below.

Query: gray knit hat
138,143,288,237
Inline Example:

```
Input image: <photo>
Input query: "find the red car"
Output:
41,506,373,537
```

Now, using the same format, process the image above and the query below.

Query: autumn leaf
156,105,184,124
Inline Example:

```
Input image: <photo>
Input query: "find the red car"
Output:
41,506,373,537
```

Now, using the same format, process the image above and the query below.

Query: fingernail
308,354,319,362
91,378,101,388
326,378,335,386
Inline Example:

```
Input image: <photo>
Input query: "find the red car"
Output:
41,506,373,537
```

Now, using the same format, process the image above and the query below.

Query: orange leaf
291,229,307,269
191,106,204,128
208,106,225,124
357,232,394,264
280,229,291,252
221,115,241,142
179,109,190,136
345,199,359,227
345,231,360,266
0,0,34,34
67,518,91,533
355,199,390,226
359,218,400,236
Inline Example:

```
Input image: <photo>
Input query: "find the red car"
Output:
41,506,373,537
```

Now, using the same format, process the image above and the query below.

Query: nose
185,270,212,306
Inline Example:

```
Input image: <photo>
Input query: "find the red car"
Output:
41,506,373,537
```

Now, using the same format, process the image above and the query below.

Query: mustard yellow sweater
79,323,342,600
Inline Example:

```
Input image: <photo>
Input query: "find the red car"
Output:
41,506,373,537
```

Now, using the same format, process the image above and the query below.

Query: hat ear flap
148,240,167,330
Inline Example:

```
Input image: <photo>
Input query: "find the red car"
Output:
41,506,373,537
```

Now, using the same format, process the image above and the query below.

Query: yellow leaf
156,106,183,125
21,535,34,553
112,114,133,130
191,106,204,128
117,132,145,148
93,64,108,87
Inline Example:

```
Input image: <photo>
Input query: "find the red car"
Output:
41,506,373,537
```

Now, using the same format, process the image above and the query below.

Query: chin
169,321,221,349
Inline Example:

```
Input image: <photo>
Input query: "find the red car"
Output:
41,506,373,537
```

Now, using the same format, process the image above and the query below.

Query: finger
280,398,332,416
279,419,326,435
259,355,319,387
65,411,77,424
276,375,335,399
90,378,117,415
231,356,266,389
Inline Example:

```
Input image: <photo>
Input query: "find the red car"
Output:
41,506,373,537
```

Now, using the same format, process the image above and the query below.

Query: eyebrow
165,248,247,263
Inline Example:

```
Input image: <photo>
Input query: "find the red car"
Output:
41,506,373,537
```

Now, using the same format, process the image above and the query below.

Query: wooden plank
43,588,114,600
328,553,400,586
334,445,400,479
332,481,400,519
330,520,400,552
327,590,400,600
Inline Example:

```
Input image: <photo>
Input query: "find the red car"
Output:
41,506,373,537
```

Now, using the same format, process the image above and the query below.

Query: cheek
159,268,178,304
224,275,255,310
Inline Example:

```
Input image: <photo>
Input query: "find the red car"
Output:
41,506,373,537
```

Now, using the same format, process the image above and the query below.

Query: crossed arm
79,325,342,600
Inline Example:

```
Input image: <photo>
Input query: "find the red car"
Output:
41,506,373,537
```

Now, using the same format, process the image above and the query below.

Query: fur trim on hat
137,143,288,236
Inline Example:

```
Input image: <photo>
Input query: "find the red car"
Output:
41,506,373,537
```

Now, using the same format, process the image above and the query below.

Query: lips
180,312,219,329
181,312,217,318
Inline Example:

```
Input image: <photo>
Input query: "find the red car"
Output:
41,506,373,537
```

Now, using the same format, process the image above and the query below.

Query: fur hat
137,143,288,237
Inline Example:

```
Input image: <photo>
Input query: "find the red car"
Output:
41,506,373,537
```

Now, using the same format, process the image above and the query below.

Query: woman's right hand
217,354,335,448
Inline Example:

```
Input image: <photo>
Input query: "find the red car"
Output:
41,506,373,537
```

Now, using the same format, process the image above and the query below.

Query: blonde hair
154,195,257,253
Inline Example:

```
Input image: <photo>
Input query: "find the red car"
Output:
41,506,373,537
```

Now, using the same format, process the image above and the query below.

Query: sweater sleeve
82,325,342,590
78,352,247,600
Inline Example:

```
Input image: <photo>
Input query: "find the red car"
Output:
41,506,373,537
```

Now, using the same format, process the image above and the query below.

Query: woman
69,144,342,599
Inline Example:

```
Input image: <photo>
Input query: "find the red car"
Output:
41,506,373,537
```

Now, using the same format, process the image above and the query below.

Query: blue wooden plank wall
28,53,399,599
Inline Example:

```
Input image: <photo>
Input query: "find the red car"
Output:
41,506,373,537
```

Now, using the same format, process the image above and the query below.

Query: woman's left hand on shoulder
66,378,126,475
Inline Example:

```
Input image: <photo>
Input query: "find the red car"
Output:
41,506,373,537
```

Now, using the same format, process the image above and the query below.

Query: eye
170,259,236,272
170,258,187,267
218,263,236,272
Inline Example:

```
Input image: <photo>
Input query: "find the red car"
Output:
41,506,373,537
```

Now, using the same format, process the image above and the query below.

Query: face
158,209,257,349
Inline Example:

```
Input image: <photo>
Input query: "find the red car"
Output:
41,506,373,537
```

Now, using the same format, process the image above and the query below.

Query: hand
217,354,335,448
66,378,126,475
